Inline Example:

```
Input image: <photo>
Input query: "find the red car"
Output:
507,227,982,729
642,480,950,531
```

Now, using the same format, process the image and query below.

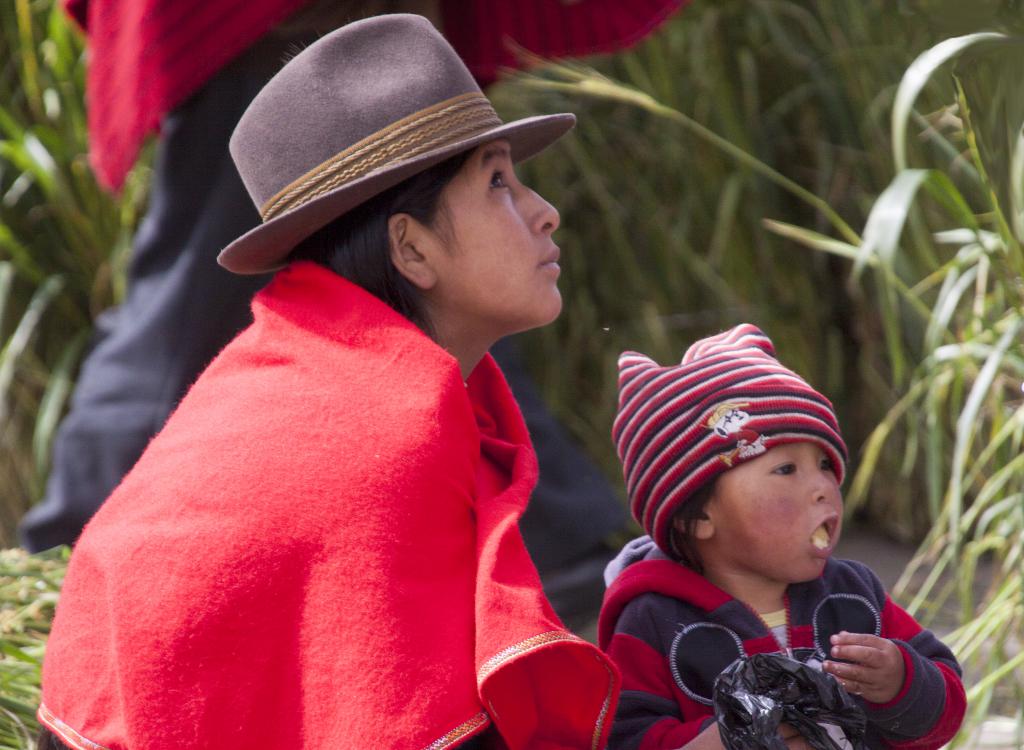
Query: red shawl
39,262,619,749
64,0,688,191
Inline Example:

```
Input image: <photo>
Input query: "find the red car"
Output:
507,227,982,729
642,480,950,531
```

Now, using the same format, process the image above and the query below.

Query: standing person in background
20,0,687,617
38,17,620,747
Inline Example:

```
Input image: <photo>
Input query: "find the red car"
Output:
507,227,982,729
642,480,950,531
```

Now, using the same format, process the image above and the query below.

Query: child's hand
823,631,905,704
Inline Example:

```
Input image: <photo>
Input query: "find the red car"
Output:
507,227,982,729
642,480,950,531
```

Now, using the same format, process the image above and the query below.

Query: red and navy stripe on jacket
598,556,966,750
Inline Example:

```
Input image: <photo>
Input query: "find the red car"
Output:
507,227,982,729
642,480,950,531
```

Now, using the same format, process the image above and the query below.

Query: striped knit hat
612,324,847,557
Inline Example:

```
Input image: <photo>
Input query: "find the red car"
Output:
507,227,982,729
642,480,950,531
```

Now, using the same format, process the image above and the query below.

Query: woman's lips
539,254,560,275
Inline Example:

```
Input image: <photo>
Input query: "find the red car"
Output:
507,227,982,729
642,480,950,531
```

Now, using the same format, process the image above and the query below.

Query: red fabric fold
441,0,689,85
40,262,618,749
68,0,688,191
74,0,309,190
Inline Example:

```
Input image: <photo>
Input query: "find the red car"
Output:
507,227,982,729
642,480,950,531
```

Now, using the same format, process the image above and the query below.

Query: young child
598,324,966,750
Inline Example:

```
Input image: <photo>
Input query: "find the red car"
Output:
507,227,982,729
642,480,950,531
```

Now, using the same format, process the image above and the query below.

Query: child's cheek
758,496,803,527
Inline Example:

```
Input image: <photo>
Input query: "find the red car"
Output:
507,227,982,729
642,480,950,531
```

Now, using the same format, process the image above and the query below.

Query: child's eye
820,456,834,472
490,170,508,189
772,463,796,475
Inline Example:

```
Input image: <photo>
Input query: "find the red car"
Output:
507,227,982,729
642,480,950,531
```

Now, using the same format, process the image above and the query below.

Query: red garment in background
39,262,620,749
441,0,685,84
63,0,686,191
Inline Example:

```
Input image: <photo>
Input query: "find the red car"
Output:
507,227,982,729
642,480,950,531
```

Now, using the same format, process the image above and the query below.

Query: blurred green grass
0,547,64,749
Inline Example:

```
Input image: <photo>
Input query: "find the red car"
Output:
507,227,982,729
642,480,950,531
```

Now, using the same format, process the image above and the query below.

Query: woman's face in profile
424,139,564,346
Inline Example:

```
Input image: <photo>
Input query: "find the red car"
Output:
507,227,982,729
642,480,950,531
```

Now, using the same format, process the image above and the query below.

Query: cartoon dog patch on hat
706,403,766,466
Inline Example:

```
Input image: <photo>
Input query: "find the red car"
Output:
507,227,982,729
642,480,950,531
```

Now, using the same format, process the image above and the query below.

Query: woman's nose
529,189,560,235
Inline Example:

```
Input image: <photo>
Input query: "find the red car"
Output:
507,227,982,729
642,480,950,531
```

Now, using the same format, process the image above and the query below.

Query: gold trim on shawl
421,711,489,750
41,702,494,750
260,92,501,222
477,629,578,682
477,630,617,750
589,657,618,750
37,703,110,750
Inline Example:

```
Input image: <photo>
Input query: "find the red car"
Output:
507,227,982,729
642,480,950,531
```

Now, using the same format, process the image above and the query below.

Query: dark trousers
19,33,625,619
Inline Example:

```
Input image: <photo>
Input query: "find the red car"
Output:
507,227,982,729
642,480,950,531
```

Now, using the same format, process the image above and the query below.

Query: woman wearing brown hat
36,14,620,750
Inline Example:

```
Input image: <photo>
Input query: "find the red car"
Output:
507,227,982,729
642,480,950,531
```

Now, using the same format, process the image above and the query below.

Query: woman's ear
388,213,438,291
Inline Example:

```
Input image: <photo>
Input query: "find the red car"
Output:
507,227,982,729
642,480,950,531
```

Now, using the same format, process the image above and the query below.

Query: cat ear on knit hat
681,322,776,364
612,323,848,557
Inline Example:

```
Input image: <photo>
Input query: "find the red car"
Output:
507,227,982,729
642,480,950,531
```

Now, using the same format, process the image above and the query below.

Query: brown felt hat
219,13,576,274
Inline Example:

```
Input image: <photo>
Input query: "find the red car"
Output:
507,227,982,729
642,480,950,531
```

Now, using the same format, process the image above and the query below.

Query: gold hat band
260,92,502,222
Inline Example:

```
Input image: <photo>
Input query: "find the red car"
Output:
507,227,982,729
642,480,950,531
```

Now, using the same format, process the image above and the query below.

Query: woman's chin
535,294,563,328
499,293,563,339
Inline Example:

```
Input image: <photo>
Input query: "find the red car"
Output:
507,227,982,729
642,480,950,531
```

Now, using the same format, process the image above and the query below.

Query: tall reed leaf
948,318,1023,541
0,275,62,425
893,32,1007,171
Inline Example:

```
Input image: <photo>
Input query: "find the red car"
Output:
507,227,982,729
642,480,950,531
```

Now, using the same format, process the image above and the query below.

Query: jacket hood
603,535,664,586
598,535,734,650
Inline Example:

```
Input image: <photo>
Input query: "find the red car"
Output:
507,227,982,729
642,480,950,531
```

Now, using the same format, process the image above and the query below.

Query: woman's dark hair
289,149,472,334
670,480,717,574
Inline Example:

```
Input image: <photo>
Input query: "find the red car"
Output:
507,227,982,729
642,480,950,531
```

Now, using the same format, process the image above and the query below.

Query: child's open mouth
811,523,831,550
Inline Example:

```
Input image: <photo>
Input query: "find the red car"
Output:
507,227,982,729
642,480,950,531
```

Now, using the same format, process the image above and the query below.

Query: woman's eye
490,171,508,188
772,463,796,475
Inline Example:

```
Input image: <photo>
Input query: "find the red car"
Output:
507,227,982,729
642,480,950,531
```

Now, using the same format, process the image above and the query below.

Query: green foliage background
0,0,149,543
1,0,1022,746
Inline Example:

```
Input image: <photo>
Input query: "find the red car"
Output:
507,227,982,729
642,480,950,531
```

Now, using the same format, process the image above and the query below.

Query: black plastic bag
713,653,867,750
